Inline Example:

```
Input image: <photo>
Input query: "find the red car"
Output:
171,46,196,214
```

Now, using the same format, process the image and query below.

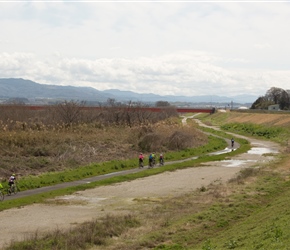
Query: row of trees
0,99,178,130
251,87,290,110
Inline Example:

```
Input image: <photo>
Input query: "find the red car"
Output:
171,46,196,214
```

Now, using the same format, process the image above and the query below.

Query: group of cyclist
139,138,235,168
139,152,164,168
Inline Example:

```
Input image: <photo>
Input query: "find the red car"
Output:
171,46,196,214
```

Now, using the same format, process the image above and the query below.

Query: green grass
194,172,290,250
221,122,288,143
198,112,290,142
0,134,227,193
195,112,233,126
0,155,236,211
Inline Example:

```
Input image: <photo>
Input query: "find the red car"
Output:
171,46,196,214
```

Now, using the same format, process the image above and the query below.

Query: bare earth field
0,115,283,249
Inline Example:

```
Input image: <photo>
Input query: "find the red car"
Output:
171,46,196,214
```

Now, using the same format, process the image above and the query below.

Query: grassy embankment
0,115,252,212
6,111,290,250
188,111,290,249
7,111,290,250
0,112,256,249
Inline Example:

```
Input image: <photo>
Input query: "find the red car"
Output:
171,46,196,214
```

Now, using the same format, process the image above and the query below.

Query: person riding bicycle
139,153,144,168
148,153,154,167
8,173,16,189
159,153,164,165
231,138,235,148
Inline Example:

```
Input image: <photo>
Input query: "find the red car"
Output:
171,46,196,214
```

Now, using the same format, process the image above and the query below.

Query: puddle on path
247,147,278,155
209,147,235,155
220,159,257,167
219,146,278,168
60,195,107,203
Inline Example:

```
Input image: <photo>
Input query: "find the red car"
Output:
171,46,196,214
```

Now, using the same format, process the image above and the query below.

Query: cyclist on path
139,153,144,168
149,153,153,168
8,173,16,189
159,153,164,165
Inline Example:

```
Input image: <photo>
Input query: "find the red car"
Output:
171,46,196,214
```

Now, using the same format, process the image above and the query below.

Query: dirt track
0,120,281,249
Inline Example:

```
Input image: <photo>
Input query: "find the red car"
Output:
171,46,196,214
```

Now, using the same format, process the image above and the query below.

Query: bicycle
7,183,18,196
139,160,144,168
148,159,153,168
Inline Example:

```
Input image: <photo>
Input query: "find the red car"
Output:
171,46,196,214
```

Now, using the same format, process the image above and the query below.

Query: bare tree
54,100,86,125
155,101,171,107
265,87,290,110
251,87,290,110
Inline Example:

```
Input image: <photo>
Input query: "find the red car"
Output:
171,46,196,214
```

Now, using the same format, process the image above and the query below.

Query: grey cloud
1,51,289,97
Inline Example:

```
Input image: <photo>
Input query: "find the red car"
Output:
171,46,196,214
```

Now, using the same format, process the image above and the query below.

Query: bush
168,130,194,150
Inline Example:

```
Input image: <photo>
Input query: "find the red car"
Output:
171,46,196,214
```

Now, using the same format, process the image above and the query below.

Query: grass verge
0,134,228,193
0,141,247,212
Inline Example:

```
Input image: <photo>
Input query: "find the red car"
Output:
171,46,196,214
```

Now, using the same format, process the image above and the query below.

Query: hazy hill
0,78,257,105
103,89,256,104
0,78,113,102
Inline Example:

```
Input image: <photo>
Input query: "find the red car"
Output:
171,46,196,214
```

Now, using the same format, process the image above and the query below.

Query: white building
268,104,280,111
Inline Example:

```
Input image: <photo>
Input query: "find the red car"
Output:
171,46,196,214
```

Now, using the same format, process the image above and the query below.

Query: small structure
268,104,279,111
238,106,248,110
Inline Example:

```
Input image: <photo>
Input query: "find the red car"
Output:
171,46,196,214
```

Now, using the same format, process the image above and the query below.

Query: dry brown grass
222,111,290,127
0,116,207,179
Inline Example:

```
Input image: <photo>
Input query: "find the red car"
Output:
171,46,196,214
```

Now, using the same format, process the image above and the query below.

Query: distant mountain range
0,78,257,105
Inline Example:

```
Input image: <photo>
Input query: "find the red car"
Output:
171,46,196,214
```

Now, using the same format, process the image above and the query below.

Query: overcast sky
0,1,289,100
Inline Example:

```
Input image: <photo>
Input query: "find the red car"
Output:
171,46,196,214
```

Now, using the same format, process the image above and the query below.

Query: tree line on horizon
0,98,178,129
251,87,290,110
